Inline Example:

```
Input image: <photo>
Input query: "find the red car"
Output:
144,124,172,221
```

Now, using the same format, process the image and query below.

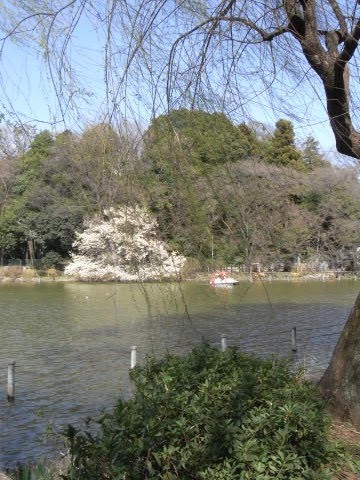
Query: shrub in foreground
64,345,336,479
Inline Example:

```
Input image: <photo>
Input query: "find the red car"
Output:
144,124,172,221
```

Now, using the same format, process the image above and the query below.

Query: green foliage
0,130,90,263
64,345,337,480
27,130,54,157
143,109,255,173
261,119,304,170
2,117,360,270
39,251,64,269
141,109,260,258
12,130,54,195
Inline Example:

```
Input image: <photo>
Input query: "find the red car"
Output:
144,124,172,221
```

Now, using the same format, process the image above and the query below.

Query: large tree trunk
285,0,360,158
324,62,360,159
318,292,360,425
283,2,360,424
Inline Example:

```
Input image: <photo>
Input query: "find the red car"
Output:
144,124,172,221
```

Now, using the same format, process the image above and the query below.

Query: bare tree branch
328,0,348,35
2,0,360,158
0,0,77,43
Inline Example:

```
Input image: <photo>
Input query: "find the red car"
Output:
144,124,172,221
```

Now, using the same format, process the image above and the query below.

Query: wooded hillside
1,111,359,274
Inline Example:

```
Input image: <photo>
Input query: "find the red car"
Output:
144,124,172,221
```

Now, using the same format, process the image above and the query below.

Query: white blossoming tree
64,206,185,281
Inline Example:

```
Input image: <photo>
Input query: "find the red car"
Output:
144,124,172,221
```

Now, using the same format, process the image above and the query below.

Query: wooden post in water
221,334,227,352
130,346,137,369
7,361,15,402
291,327,297,352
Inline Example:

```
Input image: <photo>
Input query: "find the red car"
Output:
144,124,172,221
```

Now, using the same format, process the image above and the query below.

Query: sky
0,2,345,161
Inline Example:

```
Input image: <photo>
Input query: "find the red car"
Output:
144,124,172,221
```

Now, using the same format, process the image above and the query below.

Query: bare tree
1,0,360,157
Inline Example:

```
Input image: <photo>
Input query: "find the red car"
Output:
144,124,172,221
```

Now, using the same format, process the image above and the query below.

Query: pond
0,279,359,468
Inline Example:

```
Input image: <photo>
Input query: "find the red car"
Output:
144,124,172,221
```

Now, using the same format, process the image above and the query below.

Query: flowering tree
64,206,185,281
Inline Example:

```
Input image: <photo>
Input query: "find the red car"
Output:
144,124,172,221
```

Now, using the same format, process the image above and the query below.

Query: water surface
0,279,359,467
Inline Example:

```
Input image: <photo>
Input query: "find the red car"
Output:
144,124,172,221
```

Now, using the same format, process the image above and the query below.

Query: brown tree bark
284,1,360,423
284,0,360,159
318,292,360,425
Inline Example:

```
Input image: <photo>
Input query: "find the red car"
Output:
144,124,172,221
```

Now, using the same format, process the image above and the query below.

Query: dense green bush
39,251,64,270
64,345,336,479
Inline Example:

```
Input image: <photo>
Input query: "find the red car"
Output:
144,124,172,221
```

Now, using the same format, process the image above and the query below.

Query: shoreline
0,270,359,284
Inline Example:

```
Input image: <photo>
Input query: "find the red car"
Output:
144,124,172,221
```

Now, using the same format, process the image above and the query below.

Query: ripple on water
0,280,358,467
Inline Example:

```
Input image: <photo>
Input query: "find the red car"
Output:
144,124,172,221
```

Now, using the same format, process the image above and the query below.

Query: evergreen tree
262,119,304,170
141,110,259,258
301,136,329,169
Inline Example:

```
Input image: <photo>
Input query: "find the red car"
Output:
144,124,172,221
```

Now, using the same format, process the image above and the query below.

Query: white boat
210,272,239,286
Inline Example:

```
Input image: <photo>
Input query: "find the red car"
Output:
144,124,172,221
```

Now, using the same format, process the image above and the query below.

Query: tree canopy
143,109,257,172
1,116,358,272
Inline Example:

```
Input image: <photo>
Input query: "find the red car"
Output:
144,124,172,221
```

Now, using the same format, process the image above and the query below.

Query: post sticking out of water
130,346,137,369
291,327,297,352
7,361,15,402
221,334,227,352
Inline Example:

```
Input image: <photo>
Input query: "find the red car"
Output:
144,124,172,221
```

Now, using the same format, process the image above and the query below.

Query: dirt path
0,474,12,480
331,421,360,479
